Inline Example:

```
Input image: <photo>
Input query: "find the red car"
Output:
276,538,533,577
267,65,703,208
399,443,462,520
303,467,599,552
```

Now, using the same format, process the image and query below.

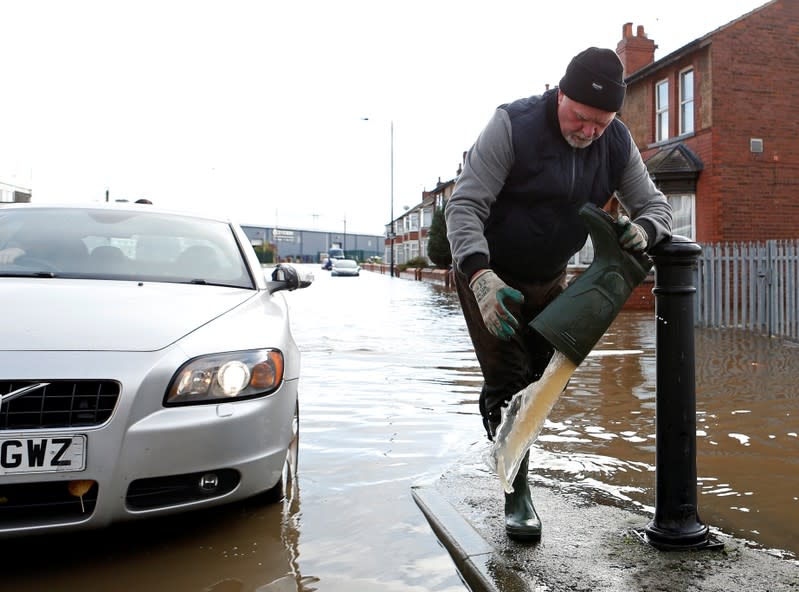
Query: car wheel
262,400,299,504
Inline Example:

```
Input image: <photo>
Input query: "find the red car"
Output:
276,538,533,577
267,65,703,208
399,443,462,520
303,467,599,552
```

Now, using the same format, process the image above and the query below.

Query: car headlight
165,349,284,406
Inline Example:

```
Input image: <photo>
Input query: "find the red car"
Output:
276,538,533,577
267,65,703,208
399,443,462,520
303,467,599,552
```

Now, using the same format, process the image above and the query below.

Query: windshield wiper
187,278,246,288
0,271,57,278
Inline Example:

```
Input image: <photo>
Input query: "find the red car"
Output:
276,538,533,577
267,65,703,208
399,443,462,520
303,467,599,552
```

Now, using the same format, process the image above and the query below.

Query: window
679,69,694,135
568,238,594,268
567,194,695,267
656,79,669,142
668,194,695,240
423,207,433,228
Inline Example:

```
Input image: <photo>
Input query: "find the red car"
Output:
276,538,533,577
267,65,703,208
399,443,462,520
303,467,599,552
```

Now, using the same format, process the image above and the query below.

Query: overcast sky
1,0,767,235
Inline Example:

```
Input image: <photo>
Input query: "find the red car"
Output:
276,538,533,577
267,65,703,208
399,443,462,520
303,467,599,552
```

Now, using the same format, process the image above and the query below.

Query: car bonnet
2,278,258,351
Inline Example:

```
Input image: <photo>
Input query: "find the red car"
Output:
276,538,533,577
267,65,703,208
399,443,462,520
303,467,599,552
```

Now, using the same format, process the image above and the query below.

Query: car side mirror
267,263,313,293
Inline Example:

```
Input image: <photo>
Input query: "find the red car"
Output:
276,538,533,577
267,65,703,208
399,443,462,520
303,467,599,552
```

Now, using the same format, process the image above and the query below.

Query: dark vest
486,88,630,282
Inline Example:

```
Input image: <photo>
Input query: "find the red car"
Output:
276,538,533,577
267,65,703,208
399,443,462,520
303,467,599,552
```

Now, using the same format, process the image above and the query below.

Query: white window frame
667,193,696,241
679,69,695,136
410,212,419,231
569,238,594,268
656,79,669,142
423,207,433,228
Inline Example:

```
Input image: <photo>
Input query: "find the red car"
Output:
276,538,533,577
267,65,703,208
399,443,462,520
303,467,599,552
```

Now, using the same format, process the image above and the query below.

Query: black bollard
638,236,722,551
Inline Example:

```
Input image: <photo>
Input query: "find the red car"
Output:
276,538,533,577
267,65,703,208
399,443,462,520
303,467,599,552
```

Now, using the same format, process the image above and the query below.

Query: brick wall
625,278,655,310
709,0,799,241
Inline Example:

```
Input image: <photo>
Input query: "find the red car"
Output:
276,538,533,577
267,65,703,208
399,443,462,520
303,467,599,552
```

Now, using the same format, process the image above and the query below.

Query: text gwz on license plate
0,435,86,475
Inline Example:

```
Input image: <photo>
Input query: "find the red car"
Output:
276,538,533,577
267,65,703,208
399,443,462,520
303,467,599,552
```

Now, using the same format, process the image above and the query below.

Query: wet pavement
2,263,797,591
414,464,799,592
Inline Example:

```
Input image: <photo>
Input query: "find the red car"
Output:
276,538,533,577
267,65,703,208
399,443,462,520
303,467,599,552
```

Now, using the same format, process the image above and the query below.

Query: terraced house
617,0,799,243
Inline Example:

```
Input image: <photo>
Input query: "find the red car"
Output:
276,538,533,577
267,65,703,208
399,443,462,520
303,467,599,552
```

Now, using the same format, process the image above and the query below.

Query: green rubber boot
530,203,653,365
504,450,542,542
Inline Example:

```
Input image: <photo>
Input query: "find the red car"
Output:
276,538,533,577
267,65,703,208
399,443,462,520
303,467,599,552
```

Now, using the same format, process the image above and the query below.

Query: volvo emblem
1,383,50,406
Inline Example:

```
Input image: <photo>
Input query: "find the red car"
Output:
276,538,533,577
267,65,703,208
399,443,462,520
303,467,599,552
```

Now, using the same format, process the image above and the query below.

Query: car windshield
0,207,254,288
334,259,357,268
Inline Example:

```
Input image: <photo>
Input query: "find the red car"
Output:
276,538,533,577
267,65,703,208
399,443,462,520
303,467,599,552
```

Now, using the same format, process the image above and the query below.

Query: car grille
0,380,120,430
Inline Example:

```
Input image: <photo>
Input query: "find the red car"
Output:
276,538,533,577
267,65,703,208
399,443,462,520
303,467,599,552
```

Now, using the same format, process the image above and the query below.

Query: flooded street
3,263,796,591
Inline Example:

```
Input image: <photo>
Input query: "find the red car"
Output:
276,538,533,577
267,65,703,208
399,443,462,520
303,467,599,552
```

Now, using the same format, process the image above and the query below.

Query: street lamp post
362,117,396,278
389,120,395,278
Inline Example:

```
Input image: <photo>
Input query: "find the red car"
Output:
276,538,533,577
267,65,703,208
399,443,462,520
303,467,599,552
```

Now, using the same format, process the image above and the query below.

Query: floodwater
2,263,797,591
536,305,799,560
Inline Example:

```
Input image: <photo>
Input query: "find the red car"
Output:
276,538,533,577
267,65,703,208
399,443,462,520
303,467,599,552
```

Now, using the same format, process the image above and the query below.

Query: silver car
0,203,312,538
330,258,360,277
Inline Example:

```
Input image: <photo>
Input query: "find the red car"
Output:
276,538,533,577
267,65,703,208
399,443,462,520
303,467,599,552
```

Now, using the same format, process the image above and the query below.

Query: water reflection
0,477,314,592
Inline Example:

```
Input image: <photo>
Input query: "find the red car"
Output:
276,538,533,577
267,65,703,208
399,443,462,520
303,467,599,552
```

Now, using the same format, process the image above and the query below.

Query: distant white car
331,258,360,277
0,203,312,538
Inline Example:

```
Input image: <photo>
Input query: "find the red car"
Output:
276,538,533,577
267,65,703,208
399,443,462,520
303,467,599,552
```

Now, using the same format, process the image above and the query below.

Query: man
445,47,672,542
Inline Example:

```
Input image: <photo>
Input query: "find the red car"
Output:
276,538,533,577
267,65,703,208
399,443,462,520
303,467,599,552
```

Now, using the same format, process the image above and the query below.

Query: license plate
0,435,87,475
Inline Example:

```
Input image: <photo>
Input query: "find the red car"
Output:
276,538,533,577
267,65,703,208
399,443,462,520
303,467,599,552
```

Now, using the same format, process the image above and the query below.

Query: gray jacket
446,97,673,282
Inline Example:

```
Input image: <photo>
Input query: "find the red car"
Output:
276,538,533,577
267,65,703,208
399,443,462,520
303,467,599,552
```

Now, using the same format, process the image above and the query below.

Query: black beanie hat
559,47,626,112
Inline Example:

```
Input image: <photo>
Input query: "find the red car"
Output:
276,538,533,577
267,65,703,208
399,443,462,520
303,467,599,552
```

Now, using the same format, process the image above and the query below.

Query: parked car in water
0,203,312,538
330,258,360,277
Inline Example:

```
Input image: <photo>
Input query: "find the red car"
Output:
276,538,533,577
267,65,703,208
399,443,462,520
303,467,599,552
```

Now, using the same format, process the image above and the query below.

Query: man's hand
469,269,524,340
616,215,647,252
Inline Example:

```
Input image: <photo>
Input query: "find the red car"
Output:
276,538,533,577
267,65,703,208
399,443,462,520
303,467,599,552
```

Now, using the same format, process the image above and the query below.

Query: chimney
616,23,656,77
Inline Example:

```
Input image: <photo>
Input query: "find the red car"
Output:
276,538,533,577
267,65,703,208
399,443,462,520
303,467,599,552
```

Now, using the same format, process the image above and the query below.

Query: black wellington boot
504,450,542,542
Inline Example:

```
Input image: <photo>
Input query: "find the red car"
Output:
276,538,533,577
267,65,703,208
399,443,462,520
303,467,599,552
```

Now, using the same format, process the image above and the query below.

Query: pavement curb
411,485,532,592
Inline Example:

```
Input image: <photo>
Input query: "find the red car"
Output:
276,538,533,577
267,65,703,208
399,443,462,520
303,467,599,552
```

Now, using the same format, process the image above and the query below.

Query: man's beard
565,134,594,149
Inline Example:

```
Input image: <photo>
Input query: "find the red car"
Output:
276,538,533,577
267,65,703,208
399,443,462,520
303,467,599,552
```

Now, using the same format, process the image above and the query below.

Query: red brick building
617,0,799,243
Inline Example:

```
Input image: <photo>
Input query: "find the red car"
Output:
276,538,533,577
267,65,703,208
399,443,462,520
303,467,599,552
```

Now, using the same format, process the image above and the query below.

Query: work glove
469,269,524,340
616,215,648,252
